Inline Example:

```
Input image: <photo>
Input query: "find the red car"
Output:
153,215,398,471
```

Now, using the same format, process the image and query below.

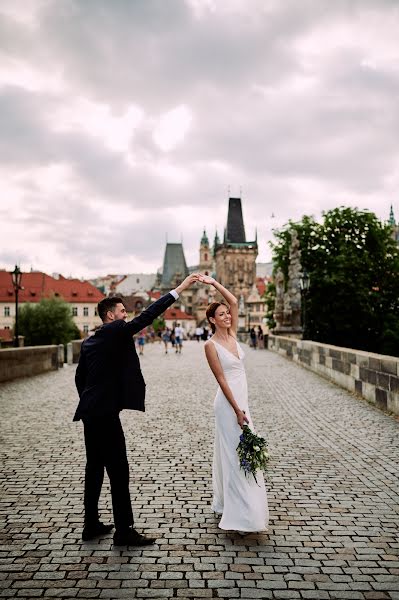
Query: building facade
214,197,258,303
0,270,104,336
154,197,266,329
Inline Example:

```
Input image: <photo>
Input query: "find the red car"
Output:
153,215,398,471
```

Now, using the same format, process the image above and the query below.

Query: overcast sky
1,0,398,278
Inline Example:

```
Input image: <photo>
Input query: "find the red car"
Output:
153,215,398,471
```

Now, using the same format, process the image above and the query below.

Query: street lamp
11,265,23,348
299,269,310,339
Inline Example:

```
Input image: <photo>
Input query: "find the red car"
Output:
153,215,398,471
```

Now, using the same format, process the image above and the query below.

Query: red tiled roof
256,278,266,296
164,307,195,320
0,271,105,303
149,290,162,300
0,328,12,342
256,276,272,297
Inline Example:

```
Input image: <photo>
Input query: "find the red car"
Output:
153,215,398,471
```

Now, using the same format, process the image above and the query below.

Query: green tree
264,281,276,330
17,297,81,346
152,316,165,333
271,207,399,355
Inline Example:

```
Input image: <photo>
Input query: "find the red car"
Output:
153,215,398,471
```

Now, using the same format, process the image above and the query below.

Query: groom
74,273,199,546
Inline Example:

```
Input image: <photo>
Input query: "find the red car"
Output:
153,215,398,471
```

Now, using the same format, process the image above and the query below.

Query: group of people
74,273,268,547
161,323,184,354
249,325,264,349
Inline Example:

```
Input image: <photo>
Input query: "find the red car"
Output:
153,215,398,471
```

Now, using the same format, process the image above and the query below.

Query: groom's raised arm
123,291,177,336
122,273,200,337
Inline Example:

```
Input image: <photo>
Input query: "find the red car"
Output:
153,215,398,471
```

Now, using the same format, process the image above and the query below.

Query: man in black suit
74,273,198,546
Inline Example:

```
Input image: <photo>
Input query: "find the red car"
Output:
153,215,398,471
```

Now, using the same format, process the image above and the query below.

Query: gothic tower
199,229,213,275
214,197,258,301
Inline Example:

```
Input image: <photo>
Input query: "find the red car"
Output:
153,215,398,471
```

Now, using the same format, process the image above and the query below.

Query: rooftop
0,271,104,304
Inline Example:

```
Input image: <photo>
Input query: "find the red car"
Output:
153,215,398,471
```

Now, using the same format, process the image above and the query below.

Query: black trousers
83,414,133,531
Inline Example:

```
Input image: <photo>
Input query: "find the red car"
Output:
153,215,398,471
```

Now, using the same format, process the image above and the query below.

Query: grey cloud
0,0,398,275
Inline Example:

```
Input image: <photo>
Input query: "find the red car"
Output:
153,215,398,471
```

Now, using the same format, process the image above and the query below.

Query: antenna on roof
227,185,230,198
239,186,242,198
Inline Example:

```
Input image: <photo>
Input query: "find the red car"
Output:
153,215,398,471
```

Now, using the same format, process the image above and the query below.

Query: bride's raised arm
199,275,238,335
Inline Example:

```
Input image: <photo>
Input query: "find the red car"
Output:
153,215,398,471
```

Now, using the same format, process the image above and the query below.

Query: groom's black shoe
82,521,114,541
113,527,156,547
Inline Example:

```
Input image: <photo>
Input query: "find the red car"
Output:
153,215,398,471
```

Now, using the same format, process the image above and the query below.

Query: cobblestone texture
0,341,398,600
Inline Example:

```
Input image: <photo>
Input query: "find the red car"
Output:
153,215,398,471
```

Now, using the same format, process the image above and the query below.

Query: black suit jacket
73,292,176,422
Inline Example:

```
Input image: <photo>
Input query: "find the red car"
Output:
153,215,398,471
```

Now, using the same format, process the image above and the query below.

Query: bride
200,274,269,532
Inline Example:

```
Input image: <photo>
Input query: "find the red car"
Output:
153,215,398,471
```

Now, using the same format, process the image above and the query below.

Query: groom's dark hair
97,296,124,322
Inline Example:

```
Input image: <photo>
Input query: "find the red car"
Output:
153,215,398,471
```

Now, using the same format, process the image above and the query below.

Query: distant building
163,307,195,336
159,243,189,290
0,270,104,336
256,262,273,279
114,273,156,296
214,197,258,303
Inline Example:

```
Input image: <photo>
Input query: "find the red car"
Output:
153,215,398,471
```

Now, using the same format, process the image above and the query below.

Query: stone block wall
72,340,83,364
0,346,60,383
268,335,399,416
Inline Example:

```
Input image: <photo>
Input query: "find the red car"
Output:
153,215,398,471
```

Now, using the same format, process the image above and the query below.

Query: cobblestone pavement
1,341,398,600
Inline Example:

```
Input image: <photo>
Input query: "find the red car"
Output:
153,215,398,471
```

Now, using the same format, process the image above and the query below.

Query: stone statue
274,230,303,336
238,293,246,316
274,268,285,329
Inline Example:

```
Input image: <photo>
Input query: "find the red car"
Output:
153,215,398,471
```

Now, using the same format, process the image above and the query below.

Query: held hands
175,272,201,294
198,274,215,285
175,272,216,294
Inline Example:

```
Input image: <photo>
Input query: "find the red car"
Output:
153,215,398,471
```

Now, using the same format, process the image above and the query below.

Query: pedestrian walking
174,323,183,354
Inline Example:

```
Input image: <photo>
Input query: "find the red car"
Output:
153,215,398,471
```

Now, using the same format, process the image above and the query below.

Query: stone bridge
1,341,398,599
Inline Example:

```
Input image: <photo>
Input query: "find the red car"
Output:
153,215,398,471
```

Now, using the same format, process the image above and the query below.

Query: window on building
136,278,140,284
4,306,10,317
72,307,78,317
83,307,89,317
204,253,208,261
94,307,98,316
83,325,89,333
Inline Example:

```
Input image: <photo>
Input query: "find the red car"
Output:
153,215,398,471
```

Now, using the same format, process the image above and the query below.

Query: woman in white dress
200,275,269,532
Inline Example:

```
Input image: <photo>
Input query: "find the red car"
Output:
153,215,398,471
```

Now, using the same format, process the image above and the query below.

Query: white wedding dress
211,338,269,532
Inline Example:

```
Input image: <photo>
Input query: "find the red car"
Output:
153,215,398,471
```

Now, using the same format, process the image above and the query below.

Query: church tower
199,229,213,275
214,197,258,301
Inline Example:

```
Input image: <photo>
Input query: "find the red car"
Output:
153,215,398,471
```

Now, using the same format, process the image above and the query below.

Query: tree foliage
18,297,81,346
270,207,399,356
263,281,276,330
152,316,165,333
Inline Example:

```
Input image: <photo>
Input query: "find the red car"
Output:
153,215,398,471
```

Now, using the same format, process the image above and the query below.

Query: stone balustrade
268,334,399,416
71,339,83,363
0,345,62,383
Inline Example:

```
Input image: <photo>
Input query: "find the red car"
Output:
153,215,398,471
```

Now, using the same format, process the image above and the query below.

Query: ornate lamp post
11,265,23,347
299,269,310,339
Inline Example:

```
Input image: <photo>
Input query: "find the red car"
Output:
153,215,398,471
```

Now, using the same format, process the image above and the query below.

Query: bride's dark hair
206,302,227,334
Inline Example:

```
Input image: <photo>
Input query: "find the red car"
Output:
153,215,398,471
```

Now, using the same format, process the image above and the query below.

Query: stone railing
268,334,399,416
0,345,63,383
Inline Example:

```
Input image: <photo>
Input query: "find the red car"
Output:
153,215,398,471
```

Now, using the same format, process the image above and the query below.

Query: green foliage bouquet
236,425,269,485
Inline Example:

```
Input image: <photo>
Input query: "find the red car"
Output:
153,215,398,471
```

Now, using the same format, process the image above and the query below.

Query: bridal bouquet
237,425,269,485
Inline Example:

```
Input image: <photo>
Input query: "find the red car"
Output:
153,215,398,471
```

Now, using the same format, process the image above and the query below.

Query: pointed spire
214,229,220,246
389,204,396,226
200,228,209,246
226,197,246,242
255,227,258,243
